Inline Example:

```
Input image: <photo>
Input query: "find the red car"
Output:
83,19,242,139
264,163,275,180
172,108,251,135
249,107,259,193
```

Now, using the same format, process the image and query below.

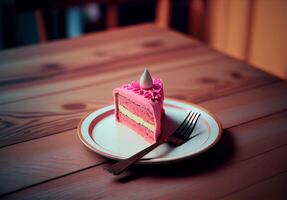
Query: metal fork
105,110,201,175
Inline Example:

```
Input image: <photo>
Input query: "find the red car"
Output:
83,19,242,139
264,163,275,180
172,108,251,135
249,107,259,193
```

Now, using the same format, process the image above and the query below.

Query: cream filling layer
118,104,155,132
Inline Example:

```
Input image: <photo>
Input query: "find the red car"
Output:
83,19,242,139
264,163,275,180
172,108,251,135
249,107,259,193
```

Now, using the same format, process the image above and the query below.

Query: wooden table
0,24,286,199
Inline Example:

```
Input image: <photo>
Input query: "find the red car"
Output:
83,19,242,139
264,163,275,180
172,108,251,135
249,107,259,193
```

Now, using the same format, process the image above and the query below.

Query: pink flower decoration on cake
121,79,163,102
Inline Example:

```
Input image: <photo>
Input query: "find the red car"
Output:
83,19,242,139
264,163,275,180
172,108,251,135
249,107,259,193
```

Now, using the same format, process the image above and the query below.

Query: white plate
78,98,222,164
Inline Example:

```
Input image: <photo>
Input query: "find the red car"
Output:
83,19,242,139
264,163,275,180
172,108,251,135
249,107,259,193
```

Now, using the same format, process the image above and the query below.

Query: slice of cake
113,68,164,143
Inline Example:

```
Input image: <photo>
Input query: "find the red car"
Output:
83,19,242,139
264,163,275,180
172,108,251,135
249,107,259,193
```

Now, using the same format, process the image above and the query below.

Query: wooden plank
154,147,287,199
0,110,90,147
200,81,287,128
0,43,207,101
221,172,287,200
206,0,253,60
188,0,205,39
0,95,286,196
225,0,253,60
0,24,163,62
2,140,286,199
155,0,171,28
0,58,281,147
106,2,118,29
0,129,106,196
0,26,198,89
206,0,229,51
248,0,287,79
0,43,277,105
223,110,287,162
35,9,47,43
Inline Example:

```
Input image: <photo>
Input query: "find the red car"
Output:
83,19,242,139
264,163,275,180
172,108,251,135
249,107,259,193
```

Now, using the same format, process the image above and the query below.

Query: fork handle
104,140,165,175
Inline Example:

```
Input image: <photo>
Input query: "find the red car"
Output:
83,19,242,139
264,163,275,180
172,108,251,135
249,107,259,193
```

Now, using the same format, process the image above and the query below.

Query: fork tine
178,111,197,138
173,111,195,137
173,111,193,133
183,112,201,139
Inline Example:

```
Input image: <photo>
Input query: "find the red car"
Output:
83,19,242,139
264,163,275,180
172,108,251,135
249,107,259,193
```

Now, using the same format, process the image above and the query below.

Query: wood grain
0,47,277,105
221,172,287,200
0,110,91,147
0,44,213,103
0,129,106,195
0,24,164,62
200,81,287,128
0,27,196,89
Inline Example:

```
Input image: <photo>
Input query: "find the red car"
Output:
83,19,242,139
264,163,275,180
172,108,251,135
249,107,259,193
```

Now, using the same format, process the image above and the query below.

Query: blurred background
0,0,286,79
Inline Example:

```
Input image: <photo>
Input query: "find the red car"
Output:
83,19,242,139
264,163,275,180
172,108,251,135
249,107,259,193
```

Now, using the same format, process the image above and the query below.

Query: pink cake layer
118,112,154,143
113,79,164,143
118,94,155,125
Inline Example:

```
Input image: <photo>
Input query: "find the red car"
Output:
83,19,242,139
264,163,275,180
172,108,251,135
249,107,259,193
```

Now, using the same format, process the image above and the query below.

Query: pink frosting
122,79,163,102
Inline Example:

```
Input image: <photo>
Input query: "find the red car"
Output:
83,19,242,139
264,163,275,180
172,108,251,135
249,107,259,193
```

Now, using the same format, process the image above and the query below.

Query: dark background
0,0,188,49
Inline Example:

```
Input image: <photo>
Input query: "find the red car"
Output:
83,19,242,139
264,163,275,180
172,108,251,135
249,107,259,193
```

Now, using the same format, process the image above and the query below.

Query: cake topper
140,68,153,89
